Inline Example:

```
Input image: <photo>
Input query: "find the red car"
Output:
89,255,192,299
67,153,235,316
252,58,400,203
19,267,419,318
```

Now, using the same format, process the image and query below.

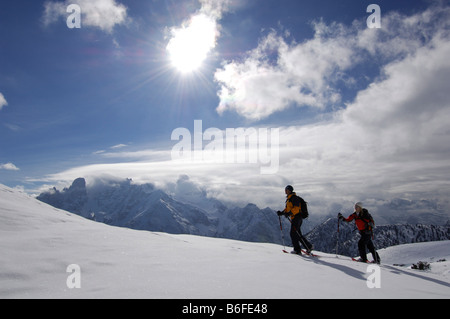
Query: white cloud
215,26,355,120
214,4,450,121
0,163,20,171
278,28,450,202
110,144,128,149
343,35,450,151
42,1,66,26
100,149,170,161
199,0,232,20
0,93,7,111
43,0,128,33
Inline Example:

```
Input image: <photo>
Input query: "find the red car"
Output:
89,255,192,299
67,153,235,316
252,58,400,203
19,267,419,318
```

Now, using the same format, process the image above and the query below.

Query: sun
166,14,218,74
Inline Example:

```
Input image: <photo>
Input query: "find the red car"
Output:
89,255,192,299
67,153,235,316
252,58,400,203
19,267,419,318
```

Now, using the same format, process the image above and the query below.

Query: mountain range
37,177,450,256
36,177,287,245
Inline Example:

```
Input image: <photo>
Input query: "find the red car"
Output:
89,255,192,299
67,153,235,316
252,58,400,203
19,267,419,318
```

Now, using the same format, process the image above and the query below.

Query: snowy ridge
1,183,449,299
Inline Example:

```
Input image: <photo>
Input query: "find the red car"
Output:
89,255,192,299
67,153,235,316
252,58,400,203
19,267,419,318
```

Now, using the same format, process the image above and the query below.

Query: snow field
1,184,449,299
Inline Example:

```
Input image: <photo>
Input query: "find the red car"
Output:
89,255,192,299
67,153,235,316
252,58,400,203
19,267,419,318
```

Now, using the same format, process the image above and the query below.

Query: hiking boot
356,258,368,263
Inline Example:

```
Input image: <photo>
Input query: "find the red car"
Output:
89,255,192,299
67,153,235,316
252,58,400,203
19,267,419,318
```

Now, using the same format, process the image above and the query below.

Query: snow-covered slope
1,184,449,299
378,241,450,280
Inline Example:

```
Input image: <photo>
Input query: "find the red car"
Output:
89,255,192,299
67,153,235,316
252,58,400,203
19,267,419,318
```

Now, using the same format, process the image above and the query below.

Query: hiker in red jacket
338,202,380,264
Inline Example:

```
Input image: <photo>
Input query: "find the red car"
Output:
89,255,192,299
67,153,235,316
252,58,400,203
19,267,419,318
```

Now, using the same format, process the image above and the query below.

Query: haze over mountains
36,177,450,257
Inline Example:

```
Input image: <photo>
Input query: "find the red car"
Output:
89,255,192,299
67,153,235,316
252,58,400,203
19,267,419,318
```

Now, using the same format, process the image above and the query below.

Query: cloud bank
214,5,450,121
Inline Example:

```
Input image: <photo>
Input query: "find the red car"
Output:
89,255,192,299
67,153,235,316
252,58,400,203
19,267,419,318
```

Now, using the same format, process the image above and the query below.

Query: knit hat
355,202,363,209
285,185,294,192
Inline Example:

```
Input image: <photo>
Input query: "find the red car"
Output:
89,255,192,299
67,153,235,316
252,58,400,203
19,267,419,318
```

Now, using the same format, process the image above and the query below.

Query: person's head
285,185,294,195
354,202,363,213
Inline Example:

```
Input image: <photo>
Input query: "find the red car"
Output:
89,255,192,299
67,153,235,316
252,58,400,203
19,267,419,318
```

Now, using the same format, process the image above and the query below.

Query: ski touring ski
283,249,319,257
301,249,320,257
351,257,380,264
352,257,368,263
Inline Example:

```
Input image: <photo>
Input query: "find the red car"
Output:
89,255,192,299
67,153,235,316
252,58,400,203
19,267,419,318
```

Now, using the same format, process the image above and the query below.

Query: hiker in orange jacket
277,185,313,255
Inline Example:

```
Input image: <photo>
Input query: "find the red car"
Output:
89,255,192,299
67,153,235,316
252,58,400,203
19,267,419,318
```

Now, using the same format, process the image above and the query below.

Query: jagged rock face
36,178,285,243
38,178,213,236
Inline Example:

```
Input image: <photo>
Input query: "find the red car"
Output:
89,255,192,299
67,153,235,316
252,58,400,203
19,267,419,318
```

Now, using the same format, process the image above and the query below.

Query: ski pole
336,215,340,256
278,215,288,253
284,215,312,253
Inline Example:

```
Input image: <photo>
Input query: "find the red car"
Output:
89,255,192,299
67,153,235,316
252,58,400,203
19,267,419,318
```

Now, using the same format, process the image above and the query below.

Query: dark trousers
358,232,380,262
290,215,312,252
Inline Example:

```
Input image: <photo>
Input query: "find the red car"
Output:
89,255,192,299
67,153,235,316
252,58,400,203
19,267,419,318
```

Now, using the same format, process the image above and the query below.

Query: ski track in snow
1,184,449,299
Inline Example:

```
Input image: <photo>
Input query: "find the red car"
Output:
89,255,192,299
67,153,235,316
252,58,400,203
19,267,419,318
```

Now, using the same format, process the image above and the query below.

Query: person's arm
339,212,356,222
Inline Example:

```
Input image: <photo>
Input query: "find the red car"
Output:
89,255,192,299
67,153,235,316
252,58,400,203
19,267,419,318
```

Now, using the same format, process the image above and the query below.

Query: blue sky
1,0,450,212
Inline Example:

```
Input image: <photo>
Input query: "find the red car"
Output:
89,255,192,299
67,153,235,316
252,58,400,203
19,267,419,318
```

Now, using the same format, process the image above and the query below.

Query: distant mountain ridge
37,177,287,244
37,177,450,256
